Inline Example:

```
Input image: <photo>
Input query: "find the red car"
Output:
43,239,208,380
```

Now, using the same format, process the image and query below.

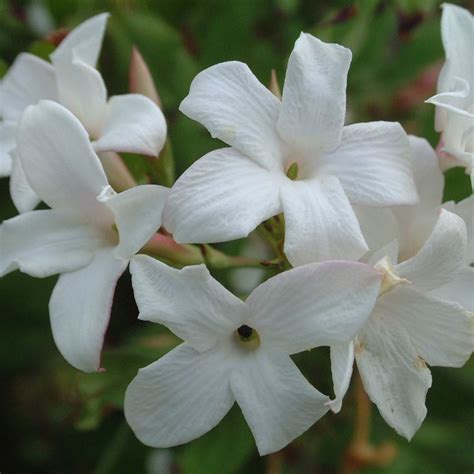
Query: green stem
141,233,263,269
93,421,129,474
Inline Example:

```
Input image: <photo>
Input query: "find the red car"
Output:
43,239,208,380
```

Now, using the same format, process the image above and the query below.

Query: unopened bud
129,47,162,108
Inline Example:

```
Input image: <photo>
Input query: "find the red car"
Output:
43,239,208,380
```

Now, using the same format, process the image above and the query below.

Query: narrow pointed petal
130,255,247,352
179,61,284,170
230,351,329,456
328,342,355,413
92,94,167,156
101,184,169,258
17,101,110,218
9,152,40,213
0,121,16,177
277,33,351,153
281,177,368,265
395,209,467,292
50,13,109,68
319,122,417,206
0,209,106,277
431,266,474,312
247,261,380,353
163,148,282,243
0,53,56,121
54,59,107,135
125,343,234,448
380,285,474,367
356,313,432,440
49,249,127,372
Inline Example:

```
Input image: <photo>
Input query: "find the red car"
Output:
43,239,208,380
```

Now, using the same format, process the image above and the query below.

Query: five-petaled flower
0,13,166,213
163,32,418,265
126,255,381,455
0,101,169,372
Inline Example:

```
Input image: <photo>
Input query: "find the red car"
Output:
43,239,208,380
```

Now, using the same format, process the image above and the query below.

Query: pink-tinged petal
54,59,107,136
129,47,161,106
277,33,351,153
230,350,329,456
100,184,169,258
0,121,16,177
9,150,40,213
50,13,109,68
0,209,106,278
163,148,282,243
130,255,247,352
379,285,473,368
179,61,284,170
246,261,380,353
125,343,235,448
356,312,432,440
0,53,56,121
17,101,111,220
431,266,474,312
49,248,127,372
92,94,167,156
319,122,417,207
281,177,368,265
327,342,355,413
395,209,467,292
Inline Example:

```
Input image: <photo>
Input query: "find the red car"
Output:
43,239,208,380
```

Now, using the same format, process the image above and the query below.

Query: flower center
374,256,409,295
235,324,260,350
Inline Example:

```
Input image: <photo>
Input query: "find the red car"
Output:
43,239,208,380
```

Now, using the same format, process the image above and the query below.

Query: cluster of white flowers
0,4,472,456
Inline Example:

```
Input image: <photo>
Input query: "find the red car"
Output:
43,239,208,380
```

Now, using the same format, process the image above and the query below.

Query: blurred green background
0,0,472,472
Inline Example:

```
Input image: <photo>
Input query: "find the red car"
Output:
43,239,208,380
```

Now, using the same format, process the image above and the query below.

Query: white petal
277,33,351,153
246,261,380,353
327,342,355,413
395,209,467,292
17,101,111,219
163,148,282,243
392,136,444,260
125,343,234,448
53,59,107,135
9,151,40,213
49,248,127,372
0,209,106,277
281,177,368,265
356,312,432,440
444,196,474,264
50,13,109,68
367,239,399,267
92,94,167,156
0,121,16,177
431,266,474,312
130,255,247,352
0,53,56,121
100,184,169,258
353,206,399,256
319,122,418,206
378,285,473,368
230,350,329,456
179,61,284,170
438,4,473,94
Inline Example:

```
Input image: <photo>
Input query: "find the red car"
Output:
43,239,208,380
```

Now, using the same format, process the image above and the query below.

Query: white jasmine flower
0,101,169,372
426,4,474,185
0,13,166,212
126,255,381,455
163,33,418,265
328,209,473,439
